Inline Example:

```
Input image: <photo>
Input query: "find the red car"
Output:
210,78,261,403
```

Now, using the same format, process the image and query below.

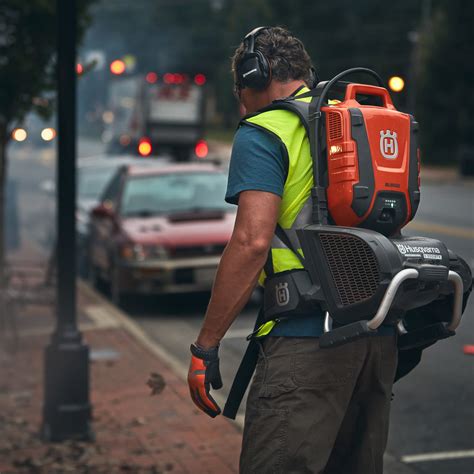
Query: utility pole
41,0,93,441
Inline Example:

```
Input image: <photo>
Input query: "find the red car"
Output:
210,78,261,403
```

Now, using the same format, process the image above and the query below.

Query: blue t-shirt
226,123,324,337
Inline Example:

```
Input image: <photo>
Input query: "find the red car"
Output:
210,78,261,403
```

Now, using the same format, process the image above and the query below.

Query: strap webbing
263,248,274,276
274,224,305,266
223,309,265,419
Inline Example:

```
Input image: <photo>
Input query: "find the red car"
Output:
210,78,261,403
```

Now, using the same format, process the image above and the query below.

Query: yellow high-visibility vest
242,87,314,286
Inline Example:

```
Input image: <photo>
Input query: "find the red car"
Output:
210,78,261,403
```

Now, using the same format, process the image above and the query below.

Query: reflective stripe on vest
241,88,314,285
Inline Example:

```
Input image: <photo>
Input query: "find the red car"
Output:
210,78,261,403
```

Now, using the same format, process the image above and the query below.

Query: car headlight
12,128,27,142
120,243,168,261
41,128,56,141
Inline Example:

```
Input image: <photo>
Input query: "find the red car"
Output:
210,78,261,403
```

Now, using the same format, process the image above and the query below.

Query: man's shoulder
226,123,288,204
233,122,283,151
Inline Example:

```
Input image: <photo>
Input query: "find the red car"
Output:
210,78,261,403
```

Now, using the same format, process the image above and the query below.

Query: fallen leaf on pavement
147,372,166,395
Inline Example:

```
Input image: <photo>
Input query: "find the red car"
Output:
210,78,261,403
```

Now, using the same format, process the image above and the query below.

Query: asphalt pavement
7,138,474,474
112,175,474,474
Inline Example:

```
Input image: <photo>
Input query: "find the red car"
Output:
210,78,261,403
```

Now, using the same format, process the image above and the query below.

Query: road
129,180,474,474
7,138,474,474
6,138,105,256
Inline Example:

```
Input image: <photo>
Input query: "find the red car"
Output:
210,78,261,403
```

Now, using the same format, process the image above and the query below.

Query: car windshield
121,172,235,217
78,166,118,200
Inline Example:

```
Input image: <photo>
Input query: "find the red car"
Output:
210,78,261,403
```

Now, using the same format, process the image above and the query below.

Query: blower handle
344,84,395,110
320,268,464,348
309,68,384,225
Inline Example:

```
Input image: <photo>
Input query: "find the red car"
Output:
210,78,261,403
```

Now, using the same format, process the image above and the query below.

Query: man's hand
188,343,223,418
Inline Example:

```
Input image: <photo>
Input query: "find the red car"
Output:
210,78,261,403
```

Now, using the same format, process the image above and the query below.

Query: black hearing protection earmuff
236,26,272,90
308,66,319,89
236,26,319,91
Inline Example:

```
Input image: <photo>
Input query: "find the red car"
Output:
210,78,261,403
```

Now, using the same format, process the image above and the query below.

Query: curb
77,280,245,430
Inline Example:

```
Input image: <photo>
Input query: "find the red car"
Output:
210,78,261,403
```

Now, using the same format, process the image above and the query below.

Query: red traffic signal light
146,72,158,83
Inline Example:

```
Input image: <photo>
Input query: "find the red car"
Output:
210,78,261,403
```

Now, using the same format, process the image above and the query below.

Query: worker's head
232,26,315,113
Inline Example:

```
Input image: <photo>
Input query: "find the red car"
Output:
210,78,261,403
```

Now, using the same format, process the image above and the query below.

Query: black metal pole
41,0,93,441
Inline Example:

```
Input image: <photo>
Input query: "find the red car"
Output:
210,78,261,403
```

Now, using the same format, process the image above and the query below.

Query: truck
103,72,208,161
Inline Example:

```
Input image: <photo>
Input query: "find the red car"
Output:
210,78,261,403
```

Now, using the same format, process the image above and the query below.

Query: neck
266,80,306,102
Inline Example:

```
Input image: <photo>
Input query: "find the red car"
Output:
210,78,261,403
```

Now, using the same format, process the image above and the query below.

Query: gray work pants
240,335,398,474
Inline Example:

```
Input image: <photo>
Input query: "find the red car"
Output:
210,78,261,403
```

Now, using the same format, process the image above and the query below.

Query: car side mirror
91,203,114,219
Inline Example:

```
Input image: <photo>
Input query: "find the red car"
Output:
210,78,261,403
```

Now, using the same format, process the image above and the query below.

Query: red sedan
88,162,236,305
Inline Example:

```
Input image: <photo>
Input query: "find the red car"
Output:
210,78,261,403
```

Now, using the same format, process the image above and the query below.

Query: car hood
121,212,236,246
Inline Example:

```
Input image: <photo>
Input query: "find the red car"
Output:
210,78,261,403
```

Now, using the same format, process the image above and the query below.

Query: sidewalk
0,277,242,473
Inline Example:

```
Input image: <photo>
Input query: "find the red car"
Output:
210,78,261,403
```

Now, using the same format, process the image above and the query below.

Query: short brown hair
232,27,313,86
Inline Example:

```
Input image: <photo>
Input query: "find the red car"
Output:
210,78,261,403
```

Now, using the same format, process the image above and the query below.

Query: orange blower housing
321,83,420,236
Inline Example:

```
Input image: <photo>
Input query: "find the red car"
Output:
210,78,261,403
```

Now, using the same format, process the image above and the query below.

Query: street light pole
41,0,93,441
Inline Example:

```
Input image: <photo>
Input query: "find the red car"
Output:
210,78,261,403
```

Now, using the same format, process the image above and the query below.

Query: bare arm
196,190,281,349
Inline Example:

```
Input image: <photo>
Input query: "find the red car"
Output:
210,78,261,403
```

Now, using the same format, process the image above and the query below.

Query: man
188,26,398,474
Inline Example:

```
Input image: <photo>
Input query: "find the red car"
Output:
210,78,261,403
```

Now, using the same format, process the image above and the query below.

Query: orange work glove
188,343,223,418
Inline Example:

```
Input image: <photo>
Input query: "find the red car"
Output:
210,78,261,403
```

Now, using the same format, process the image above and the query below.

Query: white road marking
401,449,474,463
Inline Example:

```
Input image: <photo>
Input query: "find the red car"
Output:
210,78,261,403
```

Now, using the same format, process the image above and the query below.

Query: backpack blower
262,67,472,351
222,68,472,420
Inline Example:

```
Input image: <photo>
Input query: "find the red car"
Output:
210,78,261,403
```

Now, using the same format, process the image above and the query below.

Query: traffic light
110,59,126,75
146,72,158,84
388,76,405,93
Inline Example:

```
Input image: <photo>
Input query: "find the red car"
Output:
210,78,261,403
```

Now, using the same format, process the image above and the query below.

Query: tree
416,0,474,164
0,0,94,282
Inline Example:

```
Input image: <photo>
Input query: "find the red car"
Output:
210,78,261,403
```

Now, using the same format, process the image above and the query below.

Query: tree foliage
0,0,95,278
0,0,94,132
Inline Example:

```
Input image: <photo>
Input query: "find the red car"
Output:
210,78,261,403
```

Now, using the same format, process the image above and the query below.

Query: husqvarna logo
396,243,409,255
276,282,290,307
396,243,441,255
380,130,398,159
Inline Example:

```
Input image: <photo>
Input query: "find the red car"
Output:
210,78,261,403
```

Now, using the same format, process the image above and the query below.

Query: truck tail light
194,74,206,86
195,140,208,159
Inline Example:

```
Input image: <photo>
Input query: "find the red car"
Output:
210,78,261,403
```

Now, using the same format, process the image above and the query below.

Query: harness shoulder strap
223,309,265,419
251,98,311,137
275,224,305,266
